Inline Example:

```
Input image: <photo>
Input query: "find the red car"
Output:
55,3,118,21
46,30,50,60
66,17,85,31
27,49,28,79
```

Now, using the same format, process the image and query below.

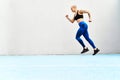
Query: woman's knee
76,36,81,41
76,35,79,40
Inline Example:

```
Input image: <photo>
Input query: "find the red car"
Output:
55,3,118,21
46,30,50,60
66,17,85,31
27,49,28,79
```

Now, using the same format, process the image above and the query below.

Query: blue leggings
76,21,96,49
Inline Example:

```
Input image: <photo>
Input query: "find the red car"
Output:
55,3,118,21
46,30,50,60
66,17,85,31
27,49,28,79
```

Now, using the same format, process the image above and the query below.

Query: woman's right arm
65,15,75,23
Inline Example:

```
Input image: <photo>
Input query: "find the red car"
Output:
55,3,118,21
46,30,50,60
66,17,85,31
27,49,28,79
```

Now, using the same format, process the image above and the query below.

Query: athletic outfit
74,11,99,55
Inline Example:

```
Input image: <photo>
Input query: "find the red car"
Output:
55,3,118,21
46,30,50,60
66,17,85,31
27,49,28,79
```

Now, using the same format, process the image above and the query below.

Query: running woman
65,5,100,55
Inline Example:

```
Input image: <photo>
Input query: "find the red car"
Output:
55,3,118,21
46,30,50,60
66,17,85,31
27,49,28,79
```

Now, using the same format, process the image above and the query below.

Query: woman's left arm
81,10,92,22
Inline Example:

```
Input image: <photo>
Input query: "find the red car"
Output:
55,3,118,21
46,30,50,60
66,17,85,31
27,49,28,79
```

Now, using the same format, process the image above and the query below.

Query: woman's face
71,6,77,12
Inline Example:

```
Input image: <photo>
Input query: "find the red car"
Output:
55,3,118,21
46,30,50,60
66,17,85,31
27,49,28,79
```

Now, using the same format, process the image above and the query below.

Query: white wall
0,0,119,55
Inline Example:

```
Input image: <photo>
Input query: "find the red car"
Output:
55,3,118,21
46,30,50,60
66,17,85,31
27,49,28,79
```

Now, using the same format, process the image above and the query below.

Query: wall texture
0,0,119,55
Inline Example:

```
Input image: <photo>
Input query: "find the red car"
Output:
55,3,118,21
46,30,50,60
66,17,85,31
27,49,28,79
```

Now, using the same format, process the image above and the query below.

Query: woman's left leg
83,26,96,49
81,22,100,55
83,24,100,55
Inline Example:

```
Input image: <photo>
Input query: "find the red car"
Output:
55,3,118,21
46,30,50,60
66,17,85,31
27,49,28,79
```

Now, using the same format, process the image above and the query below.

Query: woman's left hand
88,19,92,22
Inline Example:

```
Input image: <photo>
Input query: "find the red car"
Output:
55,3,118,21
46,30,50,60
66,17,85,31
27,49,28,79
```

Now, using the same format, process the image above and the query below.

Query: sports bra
74,11,83,20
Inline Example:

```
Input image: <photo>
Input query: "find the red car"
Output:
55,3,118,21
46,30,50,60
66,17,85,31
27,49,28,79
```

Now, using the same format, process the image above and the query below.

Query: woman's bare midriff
76,18,84,23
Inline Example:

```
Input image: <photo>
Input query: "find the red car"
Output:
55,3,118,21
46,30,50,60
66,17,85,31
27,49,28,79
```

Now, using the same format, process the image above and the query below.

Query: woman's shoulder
77,10,84,14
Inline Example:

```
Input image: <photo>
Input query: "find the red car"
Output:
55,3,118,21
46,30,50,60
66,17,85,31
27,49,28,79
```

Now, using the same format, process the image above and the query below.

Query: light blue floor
0,54,120,80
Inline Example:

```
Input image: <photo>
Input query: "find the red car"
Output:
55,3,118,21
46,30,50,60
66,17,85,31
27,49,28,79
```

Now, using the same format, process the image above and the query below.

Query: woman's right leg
76,28,85,48
76,28,89,53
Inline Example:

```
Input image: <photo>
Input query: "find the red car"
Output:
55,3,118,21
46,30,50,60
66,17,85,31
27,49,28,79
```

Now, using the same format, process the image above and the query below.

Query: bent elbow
71,21,74,23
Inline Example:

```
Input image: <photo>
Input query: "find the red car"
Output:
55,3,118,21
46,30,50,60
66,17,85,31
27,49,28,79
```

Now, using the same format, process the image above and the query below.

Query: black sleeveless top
74,11,83,20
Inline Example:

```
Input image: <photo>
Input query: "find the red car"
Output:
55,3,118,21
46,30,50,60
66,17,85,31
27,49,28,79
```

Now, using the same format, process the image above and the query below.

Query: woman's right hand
65,15,69,18
65,15,75,23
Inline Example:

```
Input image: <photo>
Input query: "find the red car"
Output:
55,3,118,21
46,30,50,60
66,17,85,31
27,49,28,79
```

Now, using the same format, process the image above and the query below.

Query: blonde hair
71,5,77,9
